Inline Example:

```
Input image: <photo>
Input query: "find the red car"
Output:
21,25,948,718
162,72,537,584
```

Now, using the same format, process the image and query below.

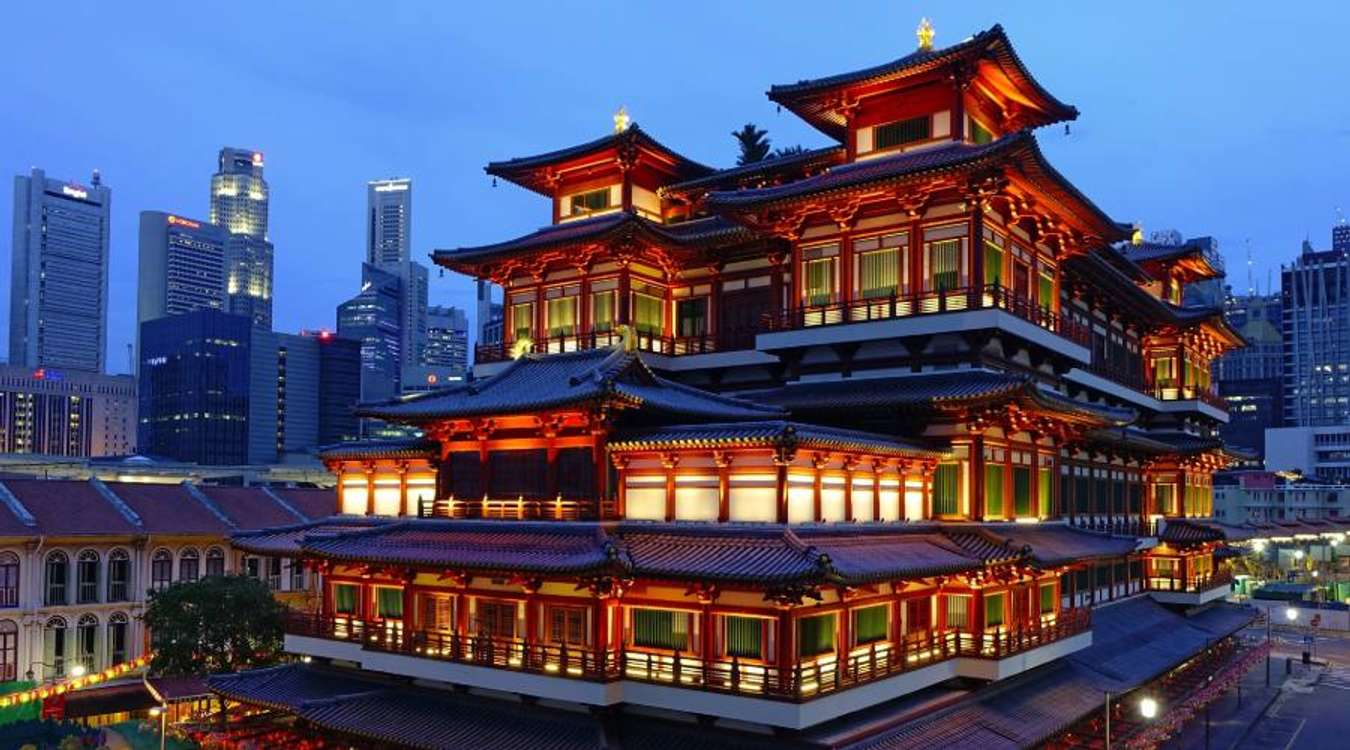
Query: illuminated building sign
373,182,410,192
252,152,264,166
61,185,88,199
166,215,202,229
32,368,65,382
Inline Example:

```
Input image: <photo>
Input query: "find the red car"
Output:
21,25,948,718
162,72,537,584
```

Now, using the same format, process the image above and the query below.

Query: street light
149,705,167,750
24,661,85,683
1139,696,1159,719
1286,606,1299,622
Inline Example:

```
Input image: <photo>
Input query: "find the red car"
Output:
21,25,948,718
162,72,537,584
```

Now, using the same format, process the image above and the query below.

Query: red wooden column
700,604,714,668
775,459,790,524
478,432,492,502
662,454,678,522
364,463,376,516
617,265,632,326
579,275,592,342
872,460,882,521
951,74,968,142
592,427,610,518
969,208,985,299
397,462,409,517
838,598,851,676
789,243,803,315
769,253,785,319
970,435,986,520
612,456,628,519
715,451,731,523
908,218,924,301
320,566,335,619
842,456,856,522
402,572,417,635
812,454,826,523
776,609,794,694
1029,438,1040,519
534,283,546,343
544,426,559,505
523,586,539,658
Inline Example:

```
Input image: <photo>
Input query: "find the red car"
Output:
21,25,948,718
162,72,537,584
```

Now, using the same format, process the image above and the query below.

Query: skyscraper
9,168,111,372
336,263,403,403
139,309,361,465
367,178,412,266
423,305,469,374
1216,292,1282,456
210,147,273,328
136,211,228,357
0,364,136,456
1281,229,1350,426
364,177,426,369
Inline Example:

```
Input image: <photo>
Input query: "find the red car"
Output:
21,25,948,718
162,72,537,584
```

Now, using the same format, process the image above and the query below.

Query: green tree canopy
142,575,286,677
732,123,771,165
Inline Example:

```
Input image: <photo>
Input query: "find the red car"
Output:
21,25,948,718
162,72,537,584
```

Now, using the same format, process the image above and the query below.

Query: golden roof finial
1131,223,1144,246
917,18,935,51
613,106,630,134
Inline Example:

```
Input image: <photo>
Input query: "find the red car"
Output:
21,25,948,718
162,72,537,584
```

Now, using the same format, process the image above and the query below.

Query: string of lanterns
0,653,153,707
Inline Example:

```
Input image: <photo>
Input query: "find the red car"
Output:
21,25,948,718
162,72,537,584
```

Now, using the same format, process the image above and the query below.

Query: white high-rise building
136,211,228,359
362,178,426,377
210,147,273,329
367,178,412,266
9,168,111,373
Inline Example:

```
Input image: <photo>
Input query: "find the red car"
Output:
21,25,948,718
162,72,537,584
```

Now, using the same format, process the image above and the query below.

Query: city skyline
4,2,1350,373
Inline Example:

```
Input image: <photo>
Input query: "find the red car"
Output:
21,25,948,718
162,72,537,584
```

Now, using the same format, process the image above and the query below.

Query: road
1158,625,1350,750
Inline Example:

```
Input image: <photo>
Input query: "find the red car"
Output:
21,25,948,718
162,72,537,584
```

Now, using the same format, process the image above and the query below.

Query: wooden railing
286,607,1090,703
759,284,1091,348
1152,382,1226,410
1067,516,1159,537
418,496,609,521
1146,568,1233,593
475,329,720,364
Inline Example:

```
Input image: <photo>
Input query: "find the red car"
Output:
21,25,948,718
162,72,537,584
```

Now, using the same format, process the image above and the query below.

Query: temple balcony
474,329,776,373
754,284,1090,363
1145,568,1234,606
283,608,1091,730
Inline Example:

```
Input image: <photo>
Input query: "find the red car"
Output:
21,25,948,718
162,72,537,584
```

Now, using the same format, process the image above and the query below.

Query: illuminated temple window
372,476,401,517
625,475,666,521
340,475,368,515
674,475,718,521
727,475,777,522
786,472,814,523
820,475,846,522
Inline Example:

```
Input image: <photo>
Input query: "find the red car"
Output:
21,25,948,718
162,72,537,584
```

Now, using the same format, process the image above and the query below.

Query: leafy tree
732,123,772,165
142,575,286,676
774,144,807,158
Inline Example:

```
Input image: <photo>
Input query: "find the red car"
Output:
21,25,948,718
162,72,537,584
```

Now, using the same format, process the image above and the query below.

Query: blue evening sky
3,1,1348,374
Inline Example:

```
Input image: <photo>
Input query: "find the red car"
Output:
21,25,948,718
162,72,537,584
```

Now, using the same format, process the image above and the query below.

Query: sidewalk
1159,658,1280,750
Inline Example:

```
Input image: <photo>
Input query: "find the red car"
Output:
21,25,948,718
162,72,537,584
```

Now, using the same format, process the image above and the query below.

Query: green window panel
633,609,690,651
724,616,762,659
852,605,888,645
334,583,358,615
797,613,836,658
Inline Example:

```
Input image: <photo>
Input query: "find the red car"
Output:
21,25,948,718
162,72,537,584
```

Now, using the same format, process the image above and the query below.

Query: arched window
205,547,226,577
76,550,100,604
76,613,99,673
43,616,68,678
107,549,130,602
179,548,200,583
45,552,69,606
107,613,129,666
0,552,19,608
0,620,17,681
150,549,173,592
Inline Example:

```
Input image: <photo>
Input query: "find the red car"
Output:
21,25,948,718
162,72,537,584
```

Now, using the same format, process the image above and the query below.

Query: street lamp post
1104,690,1111,750
149,705,167,750
1265,606,1272,686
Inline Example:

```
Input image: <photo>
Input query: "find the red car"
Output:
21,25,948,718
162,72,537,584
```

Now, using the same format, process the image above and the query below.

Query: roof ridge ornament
917,17,935,51
616,323,638,353
613,105,630,134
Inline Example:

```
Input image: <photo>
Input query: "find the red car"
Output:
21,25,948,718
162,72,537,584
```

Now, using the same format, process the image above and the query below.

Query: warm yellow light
510,337,533,359
1139,697,1158,719
613,105,630,134
69,664,87,679
916,18,935,51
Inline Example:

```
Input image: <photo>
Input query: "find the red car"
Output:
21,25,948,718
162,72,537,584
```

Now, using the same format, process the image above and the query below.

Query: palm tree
732,123,772,165
774,144,807,158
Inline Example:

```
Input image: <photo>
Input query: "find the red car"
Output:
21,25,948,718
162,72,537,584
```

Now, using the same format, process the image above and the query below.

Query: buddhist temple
202,21,1341,750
